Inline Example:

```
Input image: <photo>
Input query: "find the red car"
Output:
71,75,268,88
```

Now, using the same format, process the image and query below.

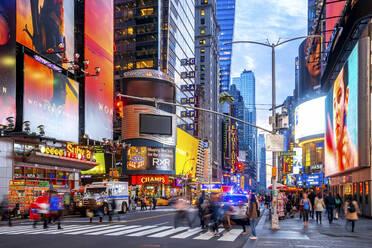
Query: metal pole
271,45,280,230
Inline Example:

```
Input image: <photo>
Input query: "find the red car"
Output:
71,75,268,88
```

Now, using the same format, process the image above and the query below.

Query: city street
0,207,250,248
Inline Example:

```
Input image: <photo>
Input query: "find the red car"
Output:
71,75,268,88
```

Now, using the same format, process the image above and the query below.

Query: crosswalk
0,224,243,242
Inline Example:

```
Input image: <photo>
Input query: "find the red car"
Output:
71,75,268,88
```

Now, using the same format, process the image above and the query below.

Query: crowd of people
271,189,361,232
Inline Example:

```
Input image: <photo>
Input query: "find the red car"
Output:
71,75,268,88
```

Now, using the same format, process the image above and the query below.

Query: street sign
266,134,284,152
280,151,296,156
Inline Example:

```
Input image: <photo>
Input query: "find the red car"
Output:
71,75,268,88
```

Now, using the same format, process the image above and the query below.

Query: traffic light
115,99,123,119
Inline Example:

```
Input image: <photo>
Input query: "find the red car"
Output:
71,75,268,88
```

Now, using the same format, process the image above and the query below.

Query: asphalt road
0,207,252,248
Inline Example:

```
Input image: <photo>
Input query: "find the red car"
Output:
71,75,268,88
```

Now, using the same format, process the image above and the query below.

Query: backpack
348,202,356,213
335,198,341,205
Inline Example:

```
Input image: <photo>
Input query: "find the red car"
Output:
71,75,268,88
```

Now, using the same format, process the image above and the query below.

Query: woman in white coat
314,193,325,224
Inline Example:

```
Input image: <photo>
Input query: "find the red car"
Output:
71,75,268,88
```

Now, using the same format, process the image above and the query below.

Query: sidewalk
244,209,372,248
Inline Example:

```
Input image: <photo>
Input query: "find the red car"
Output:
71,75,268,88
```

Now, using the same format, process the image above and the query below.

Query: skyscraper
114,0,195,129
216,0,236,93
229,84,245,151
257,134,266,192
195,0,221,177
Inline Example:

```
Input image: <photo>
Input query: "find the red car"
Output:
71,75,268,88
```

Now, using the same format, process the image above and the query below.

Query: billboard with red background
325,0,346,49
24,55,79,142
0,0,16,125
16,0,74,68
84,0,113,141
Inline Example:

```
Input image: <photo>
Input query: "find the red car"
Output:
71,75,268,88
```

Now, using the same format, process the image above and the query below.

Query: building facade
216,0,236,93
257,134,266,193
195,0,221,180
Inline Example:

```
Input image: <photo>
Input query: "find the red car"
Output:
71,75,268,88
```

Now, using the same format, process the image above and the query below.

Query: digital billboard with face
84,0,113,141
16,0,74,67
325,44,358,177
295,96,325,141
0,0,16,125
24,55,79,142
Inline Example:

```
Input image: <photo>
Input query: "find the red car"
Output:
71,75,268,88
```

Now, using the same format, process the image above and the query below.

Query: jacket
248,201,258,219
314,197,325,212
344,201,360,220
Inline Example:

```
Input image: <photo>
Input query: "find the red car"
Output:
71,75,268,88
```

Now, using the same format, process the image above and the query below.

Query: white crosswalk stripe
126,226,171,236
0,224,243,242
105,226,156,236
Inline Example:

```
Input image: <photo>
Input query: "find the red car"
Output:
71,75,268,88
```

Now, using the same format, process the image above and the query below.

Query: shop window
200,56,205,62
201,65,205,71
140,8,154,16
25,167,36,178
201,9,205,16
199,39,206,45
14,166,23,178
136,59,154,69
201,0,208,4
36,168,44,179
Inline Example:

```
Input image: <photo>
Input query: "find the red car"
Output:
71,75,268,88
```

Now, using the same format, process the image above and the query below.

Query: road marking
106,226,156,236
193,229,224,240
148,227,188,238
155,222,169,226
85,225,139,235
65,225,121,235
21,225,80,234
217,229,243,241
171,227,202,239
48,225,108,234
127,226,172,236
0,225,79,235
108,213,175,225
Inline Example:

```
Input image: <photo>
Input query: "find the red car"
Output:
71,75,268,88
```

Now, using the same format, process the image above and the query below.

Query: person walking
300,192,312,227
140,195,147,211
49,191,63,230
314,193,325,224
344,195,360,232
324,192,336,224
335,194,343,220
153,195,157,210
248,194,259,240
197,191,206,229
308,190,316,219
173,197,192,229
0,195,12,227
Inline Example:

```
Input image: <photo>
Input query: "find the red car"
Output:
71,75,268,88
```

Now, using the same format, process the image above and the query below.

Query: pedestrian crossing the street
0,224,245,242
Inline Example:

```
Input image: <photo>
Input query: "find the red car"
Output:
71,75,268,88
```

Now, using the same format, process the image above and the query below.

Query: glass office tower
216,0,236,93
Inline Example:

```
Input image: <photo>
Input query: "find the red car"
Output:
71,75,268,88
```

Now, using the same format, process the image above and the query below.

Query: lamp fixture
6,117,15,130
23,121,31,133
37,125,45,136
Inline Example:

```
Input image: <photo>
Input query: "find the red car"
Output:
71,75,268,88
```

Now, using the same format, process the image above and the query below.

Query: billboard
0,0,16,125
325,0,346,49
126,146,175,173
176,128,199,176
306,172,323,187
23,55,79,142
298,38,321,98
16,0,74,67
84,0,113,141
325,44,358,177
295,96,325,140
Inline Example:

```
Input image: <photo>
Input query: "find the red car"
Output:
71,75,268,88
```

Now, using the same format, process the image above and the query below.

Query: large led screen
295,96,325,140
16,0,74,67
24,55,79,142
84,0,113,141
176,128,199,177
325,44,358,177
0,0,16,125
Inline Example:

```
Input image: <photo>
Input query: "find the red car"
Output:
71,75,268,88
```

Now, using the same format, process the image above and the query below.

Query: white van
83,181,129,214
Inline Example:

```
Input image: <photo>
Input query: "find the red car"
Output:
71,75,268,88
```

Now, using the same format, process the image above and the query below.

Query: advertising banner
0,0,16,125
16,0,74,68
84,0,113,141
176,128,199,176
131,175,169,185
127,146,175,172
325,44,358,177
286,174,296,187
306,172,323,187
201,183,222,191
295,96,325,141
23,55,79,142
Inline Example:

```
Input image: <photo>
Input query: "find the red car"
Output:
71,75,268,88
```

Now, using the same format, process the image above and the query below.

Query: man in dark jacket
324,192,336,224
308,190,316,219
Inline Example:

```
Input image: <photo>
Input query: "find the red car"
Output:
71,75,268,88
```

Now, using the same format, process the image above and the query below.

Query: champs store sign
131,175,169,185
39,143,93,161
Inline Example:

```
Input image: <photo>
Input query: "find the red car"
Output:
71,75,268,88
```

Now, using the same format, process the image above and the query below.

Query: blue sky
231,0,308,133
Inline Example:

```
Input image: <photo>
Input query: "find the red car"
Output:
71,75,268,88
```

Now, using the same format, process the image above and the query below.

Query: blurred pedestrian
308,189,316,219
209,195,221,236
173,197,192,229
335,194,343,220
325,192,335,224
300,192,312,227
248,194,259,240
149,196,153,212
108,198,120,222
140,195,147,211
153,195,157,210
197,191,206,229
32,193,50,229
0,195,12,227
344,195,360,232
314,193,325,224
49,191,63,230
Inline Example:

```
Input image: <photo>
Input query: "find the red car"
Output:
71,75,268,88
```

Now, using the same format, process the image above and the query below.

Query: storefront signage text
132,175,169,185
40,144,93,161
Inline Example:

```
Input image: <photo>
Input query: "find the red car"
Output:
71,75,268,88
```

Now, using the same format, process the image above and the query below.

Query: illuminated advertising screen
23,55,79,142
0,0,16,125
126,146,175,173
176,128,199,176
295,96,325,140
84,0,113,141
325,0,346,49
286,174,296,187
325,44,358,177
306,172,323,187
16,0,74,67
293,148,303,174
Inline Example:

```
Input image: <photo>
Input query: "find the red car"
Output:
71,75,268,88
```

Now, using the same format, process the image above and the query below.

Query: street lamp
224,34,322,230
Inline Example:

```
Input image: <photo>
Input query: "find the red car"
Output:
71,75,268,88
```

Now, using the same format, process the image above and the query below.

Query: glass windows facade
217,0,236,92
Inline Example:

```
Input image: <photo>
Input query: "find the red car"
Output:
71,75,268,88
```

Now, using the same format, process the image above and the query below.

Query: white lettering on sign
152,158,170,169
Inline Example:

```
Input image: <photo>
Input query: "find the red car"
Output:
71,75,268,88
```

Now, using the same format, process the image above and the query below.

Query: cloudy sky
231,0,308,134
